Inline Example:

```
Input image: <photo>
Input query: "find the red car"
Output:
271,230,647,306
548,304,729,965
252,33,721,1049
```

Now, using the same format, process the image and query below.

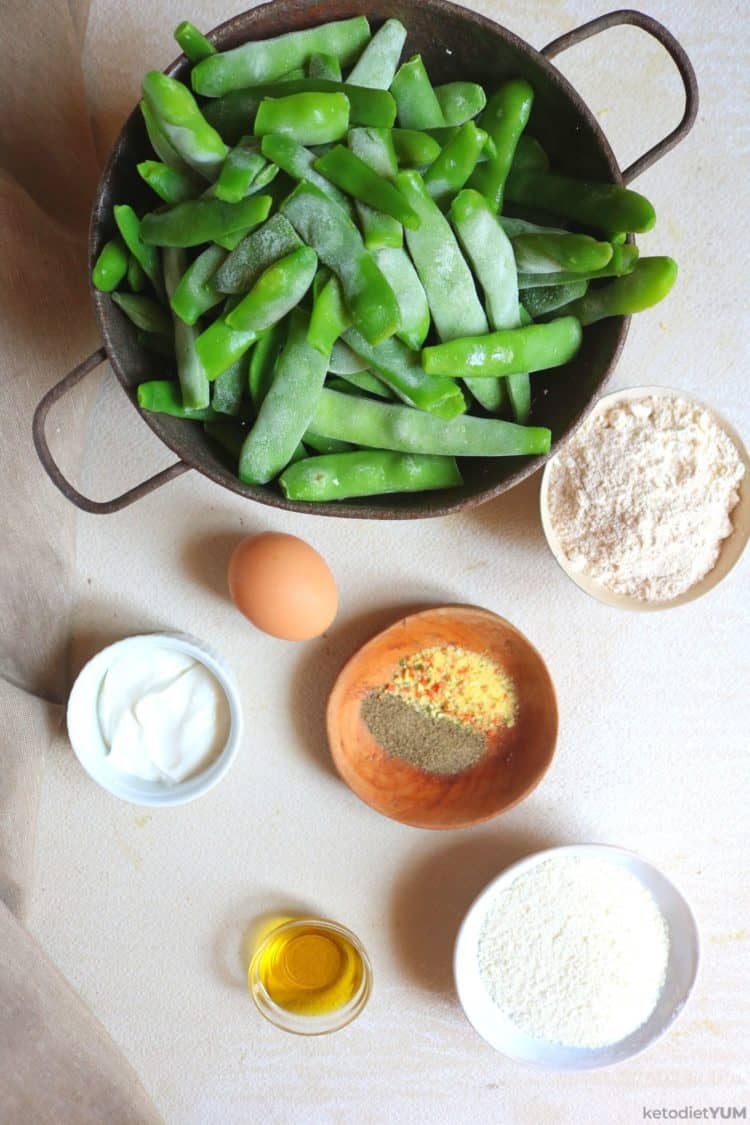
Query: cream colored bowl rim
539,385,750,612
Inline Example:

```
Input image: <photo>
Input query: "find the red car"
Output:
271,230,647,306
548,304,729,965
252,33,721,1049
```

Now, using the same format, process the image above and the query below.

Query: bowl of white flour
539,386,749,609
454,844,699,1070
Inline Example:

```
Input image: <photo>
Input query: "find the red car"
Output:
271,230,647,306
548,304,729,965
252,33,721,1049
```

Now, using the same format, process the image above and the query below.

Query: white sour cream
97,646,231,783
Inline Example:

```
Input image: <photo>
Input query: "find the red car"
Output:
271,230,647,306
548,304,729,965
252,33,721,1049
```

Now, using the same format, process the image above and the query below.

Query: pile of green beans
93,16,678,504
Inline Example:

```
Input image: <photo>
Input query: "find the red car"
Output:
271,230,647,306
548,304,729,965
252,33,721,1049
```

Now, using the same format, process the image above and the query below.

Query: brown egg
227,532,337,641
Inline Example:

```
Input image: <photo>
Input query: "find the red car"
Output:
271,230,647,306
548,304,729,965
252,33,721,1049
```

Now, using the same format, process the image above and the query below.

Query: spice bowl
540,386,750,611
454,844,700,1070
326,605,558,829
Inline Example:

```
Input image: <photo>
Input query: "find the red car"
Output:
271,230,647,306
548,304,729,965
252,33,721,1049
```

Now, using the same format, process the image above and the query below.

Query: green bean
247,324,283,407
254,92,350,145
328,339,368,375
512,232,613,274
226,246,317,331
313,145,419,227
343,327,465,419
426,126,497,162
170,244,227,325
163,246,210,409
92,238,128,292
328,371,394,399
140,99,193,174
196,248,317,380
346,18,406,89
174,20,216,63
390,128,442,168
517,243,639,288
126,254,146,292
215,137,266,202
280,450,462,501
434,82,486,126
308,53,342,82
469,79,534,212
281,180,400,345
259,134,352,212
214,213,303,295
137,160,202,204
212,357,245,415
509,134,550,175
422,317,583,379
113,204,164,297
391,56,445,128
302,432,354,454
212,80,396,129
192,17,371,96
311,389,551,456
374,247,430,351
522,280,588,319
140,194,271,247
505,169,656,233
449,188,517,415
309,273,350,355
239,308,329,484
423,121,488,203
551,257,677,324
111,292,171,335
394,170,501,413
142,72,228,179
499,215,568,238
347,127,402,250
137,380,216,420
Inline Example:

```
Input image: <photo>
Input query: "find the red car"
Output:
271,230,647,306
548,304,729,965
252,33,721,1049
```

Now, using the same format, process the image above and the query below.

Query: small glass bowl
248,918,373,1036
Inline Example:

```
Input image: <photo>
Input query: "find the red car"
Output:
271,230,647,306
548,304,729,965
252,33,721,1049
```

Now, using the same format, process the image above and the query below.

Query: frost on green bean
374,248,430,351
162,246,211,410
239,309,329,484
279,450,462,501
346,18,407,90
170,244,227,325
191,17,371,97
214,213,303,294
142,72,228,179
343,327,465,419
310,389,551,456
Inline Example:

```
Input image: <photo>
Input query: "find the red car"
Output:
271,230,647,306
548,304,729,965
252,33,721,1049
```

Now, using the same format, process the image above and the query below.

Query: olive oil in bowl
248,918,372,1034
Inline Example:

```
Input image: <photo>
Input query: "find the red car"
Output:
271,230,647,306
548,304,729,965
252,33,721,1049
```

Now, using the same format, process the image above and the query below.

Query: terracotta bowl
326,606,558,828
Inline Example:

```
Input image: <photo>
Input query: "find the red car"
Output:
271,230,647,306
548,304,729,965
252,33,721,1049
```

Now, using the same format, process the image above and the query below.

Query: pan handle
541,9,699,184
32,348,190,514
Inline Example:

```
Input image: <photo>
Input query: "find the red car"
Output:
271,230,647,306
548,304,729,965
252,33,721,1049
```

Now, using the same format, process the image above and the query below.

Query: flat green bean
505,169,656,233
249,323,286,406
254,92,350,145
422,317,583,378
346,18,406,89
170,244,227,325
214,213,303,295
140,99,193,174
434,82,486,126
343,327,465,419
259,134,352,211
113,204,164,297
552,257,677,324
391,56,445,128
423,121,487,203
163,246,210,409
111,291,171,335
140,194,271,247
522,280,588,319
212,357,245,415
374,247,430,351
390,128,442,168
174,20,216,63
309,273,350,355
92,238,128,292
192,17,371,96
347,127,402,250
310,389,551,456
137,379,216,419
280,450,462,501
239,308,329,484
512,232,613,274
215,137,266,202
308,53,342,82
329,339,368,375
469,79,534,212
142,71,228,179
137,160,202,204
281,180,400,345
517,243,639,288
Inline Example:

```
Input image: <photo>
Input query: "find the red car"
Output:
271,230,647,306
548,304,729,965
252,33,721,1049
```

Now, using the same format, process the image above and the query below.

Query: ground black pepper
361,691,487,775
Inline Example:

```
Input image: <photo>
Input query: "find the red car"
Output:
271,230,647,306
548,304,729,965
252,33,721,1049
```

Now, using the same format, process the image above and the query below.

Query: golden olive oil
255,922,365,1016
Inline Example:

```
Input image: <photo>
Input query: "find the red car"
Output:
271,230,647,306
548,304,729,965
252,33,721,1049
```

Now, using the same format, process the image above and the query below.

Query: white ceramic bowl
454,844,699,1071
66,632,243,806
540,386,750,611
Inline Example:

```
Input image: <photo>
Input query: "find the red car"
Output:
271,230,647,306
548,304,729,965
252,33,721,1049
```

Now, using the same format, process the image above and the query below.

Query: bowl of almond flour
540,387,749,610
454,845,699,1070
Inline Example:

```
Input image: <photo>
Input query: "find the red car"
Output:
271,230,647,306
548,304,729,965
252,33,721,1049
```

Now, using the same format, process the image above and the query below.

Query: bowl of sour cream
67,632,242,806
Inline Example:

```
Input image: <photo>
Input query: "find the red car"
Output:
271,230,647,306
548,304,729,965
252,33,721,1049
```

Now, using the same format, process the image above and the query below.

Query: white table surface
30,1,749,1122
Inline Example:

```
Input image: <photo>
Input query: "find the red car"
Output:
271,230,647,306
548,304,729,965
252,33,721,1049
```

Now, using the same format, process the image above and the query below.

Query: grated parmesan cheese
477,855,669,1048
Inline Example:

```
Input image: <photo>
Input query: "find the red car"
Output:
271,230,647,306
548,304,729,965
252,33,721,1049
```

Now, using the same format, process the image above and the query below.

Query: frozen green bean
310,389,551,456
140,194,271,247
512,232,613,274
170,244,227,325
374,247,430,351
522,280,588,319
140,99,193,174
344,327,465,419
391,56,445,128
347,127,402,250
309,272,350,355
328,339,368,375
214,213,303,294
259,134,352,211
174,20,215,63
469,79,534,212
423,121,488,203
308,53,342,82
138,379,217,419
505,169,656,232
249,323,286,406
113,204,164,297
239,309,329,484
551,257,677,324
422,317,583,378
92,238,128,292
191,17,371,96
137,160,202,204
215,137,267,202
142,71,228,178
212,357,245,415
163,246,210,409
280,450,462,501
346,18,406,89
127,254,146,292
254,92,350,145
390,128,442,168
517,243,639,288
313,145,419,227
434,82,486,126
111,291,171,335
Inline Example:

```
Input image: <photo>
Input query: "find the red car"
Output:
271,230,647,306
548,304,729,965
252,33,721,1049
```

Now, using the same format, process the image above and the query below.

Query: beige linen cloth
0,1,162,1120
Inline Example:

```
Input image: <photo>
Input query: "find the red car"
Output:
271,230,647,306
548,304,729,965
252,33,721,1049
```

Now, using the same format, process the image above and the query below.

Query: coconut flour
477,855,669,1048
546,394,745,601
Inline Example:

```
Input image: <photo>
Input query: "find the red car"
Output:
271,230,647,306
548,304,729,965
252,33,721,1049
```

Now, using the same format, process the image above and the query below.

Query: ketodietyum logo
642,1110,747,1121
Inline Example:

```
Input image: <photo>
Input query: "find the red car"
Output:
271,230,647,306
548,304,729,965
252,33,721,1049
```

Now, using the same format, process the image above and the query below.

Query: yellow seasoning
253,922,365,1017
382,644,517,733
